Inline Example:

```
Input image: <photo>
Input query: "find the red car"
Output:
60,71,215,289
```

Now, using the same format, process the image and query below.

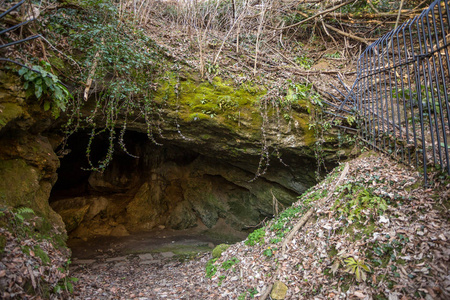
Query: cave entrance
50,130,311,259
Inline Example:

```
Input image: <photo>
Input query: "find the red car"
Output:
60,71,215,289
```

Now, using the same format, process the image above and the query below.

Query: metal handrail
329,0,450,185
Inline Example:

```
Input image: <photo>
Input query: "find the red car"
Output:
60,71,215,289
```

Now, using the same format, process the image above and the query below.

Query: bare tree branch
270,0,356,31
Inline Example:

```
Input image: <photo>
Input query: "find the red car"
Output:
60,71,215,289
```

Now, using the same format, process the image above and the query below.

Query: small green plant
221,257,239,270
346,115,356,126
34,245,51,265
205,62,219,75
324,52,342,59
333,186,387,222
310,92,323,107
344,257,370,282
238,292,247,300
54,259,77,294
248,287,258,298
18,62,72,118
295,55,313,69
263,248,273,258
369,233,410,267
285,82,321,109
270,237,282,244
218,275,226,286
206,258,218,278
54,276,79,294
245,228,265,246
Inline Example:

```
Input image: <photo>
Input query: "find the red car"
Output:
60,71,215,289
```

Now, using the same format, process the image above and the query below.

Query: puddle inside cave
49,131,313,259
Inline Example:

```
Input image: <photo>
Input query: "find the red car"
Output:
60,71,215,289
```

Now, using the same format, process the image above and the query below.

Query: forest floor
70,152,450,299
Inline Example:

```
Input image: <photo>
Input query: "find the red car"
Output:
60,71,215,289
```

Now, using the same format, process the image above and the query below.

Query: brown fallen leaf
353,291,366,298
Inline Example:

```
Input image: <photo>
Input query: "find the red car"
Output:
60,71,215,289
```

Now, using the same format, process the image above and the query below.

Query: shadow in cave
50,131,266,259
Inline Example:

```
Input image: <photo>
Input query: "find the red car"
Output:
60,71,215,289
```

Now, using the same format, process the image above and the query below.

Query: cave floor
68,220,247,261
68,221,247,298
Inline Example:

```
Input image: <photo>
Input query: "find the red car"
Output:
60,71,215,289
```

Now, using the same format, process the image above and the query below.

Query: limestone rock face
0,71,64,231
167,201,197,230
1,70,348,241
0,71,26,132
126,180,168,230
51,142,304,239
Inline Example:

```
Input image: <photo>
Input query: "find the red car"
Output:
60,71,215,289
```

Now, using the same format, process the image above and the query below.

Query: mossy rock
0,103,23,131
271,280,288,299
212,244,230,258
154,72,266,130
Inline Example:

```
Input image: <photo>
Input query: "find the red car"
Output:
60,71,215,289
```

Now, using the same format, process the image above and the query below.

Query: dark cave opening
50,130,200,200
49,130,319,258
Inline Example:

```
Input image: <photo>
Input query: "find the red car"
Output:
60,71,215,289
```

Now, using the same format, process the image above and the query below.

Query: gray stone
161,252,175,258
138,253,154,260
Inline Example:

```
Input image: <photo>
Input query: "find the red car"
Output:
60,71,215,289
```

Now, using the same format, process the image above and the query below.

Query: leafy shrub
18,62,71,118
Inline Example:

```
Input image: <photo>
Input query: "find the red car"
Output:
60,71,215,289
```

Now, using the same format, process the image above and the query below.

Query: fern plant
14,207,35,223
333,186,387,222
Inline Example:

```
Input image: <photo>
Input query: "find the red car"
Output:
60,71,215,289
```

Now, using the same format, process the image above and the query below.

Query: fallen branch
281,162,350,255
321,9,422,20
394,0,405,30
260,283,273,300
261,163,350,300
324,23,370,45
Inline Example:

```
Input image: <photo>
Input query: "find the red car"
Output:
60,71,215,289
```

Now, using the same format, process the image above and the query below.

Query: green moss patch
154,73,266,129
212,244,230,258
